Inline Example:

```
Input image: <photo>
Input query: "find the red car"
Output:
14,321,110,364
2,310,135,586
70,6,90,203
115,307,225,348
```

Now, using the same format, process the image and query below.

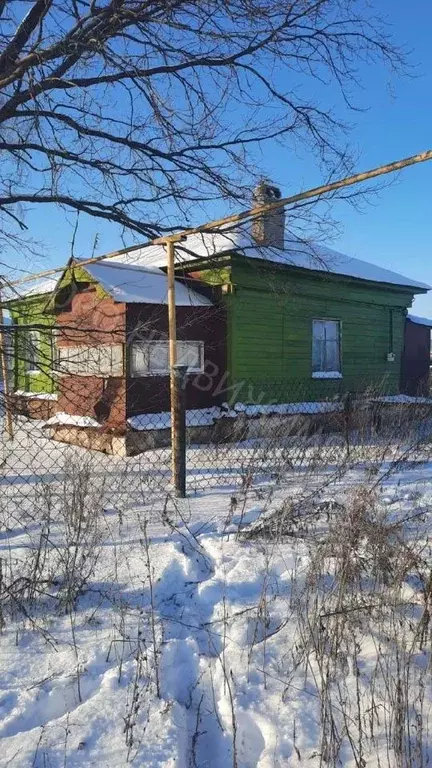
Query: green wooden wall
9,254,423,406
220,255,418,404
9,296,56,395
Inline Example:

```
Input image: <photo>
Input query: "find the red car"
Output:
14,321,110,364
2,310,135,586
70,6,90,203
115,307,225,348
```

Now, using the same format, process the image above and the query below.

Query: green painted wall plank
9,295,56,395
227,256,416,403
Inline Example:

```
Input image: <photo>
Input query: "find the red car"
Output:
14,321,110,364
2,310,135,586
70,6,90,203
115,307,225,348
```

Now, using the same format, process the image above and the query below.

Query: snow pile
128,400,342,430
128,406,224,431
231,400,341,416
0,461,431,767
373,394,432,405
14,390,58,401
312,371,343,379
45,411,101,428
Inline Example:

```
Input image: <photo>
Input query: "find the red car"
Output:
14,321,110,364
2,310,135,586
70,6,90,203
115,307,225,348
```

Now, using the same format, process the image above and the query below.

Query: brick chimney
252,181,285,249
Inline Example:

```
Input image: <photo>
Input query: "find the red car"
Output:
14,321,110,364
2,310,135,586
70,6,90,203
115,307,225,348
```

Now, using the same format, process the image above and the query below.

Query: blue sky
9,0,432,315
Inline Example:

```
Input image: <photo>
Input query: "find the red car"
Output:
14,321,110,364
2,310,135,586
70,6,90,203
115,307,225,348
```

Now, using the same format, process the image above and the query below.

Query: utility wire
5,148,432,291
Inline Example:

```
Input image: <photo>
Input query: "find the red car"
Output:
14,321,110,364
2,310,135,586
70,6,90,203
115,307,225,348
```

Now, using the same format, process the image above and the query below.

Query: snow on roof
111,229,430,292
4,275,58,301
5,257,212,305
81,260,212,306
8,224,429,303
407,313,432,327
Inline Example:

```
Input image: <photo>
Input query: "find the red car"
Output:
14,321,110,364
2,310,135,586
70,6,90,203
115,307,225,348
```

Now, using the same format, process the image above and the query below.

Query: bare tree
0,0,404,252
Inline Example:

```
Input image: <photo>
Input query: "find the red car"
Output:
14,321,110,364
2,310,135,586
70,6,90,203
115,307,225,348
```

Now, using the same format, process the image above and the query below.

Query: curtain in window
312,320,326,372
131,341,203,376
148,343,169,373
57,345,123,376
324,321,340,371
177,341,201,370
312,320,340,372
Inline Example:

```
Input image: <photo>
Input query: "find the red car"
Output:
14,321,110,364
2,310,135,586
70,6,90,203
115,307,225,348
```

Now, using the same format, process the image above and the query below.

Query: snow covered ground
0,417,431,766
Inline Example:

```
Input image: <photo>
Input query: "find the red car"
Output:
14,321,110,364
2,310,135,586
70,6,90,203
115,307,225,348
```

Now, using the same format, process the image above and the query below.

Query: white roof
6,260,211,305
407,313,432,327
111,229,430,291
7,259,212,305
82,260,211,306
8,225,429,301
5,275,58,301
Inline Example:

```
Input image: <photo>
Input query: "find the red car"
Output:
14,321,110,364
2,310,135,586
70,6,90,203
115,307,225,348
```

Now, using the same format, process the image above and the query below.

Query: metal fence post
172,364,188,497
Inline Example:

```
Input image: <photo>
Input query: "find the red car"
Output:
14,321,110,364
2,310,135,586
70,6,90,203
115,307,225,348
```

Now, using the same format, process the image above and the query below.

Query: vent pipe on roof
252,181,285,249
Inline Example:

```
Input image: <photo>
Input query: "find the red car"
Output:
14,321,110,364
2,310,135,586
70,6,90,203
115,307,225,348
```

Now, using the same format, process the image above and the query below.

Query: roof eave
228,250,430,293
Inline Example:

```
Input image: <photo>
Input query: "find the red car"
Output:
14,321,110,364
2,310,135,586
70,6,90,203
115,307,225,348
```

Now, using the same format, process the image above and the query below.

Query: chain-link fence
2,333,432,521
1,304,432,516
2,274,432,768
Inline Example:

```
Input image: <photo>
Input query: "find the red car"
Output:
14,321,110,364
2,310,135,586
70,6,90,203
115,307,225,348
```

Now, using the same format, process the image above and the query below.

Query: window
131,342,168,376
56,345,123,376
177,341,204,371
312,320,341,378
24,330,41,374
131,341,204,376
51,329,61,372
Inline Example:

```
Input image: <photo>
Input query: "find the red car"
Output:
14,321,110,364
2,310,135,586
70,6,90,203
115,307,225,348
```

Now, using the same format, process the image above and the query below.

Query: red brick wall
57,375,126,430
56,287,126,430
56,288,125,346
54,285,227,425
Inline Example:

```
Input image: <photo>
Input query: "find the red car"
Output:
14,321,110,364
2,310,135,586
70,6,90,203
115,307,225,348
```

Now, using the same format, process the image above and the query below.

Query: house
106,183,429,404
401,314,432,396
9,260,226,449
7,183,430,453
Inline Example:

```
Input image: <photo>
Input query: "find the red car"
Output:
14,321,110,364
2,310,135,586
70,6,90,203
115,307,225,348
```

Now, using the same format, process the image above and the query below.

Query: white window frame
56,344,124,377
131,340,205,377
51,328,61,373
25,329,41,375
312,319,342,379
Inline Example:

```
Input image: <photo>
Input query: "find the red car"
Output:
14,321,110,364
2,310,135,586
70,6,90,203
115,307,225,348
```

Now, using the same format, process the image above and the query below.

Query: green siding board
189,266,231,286
231,255,416,307
225,255,415,403
9,295,56,395
53,265,108,302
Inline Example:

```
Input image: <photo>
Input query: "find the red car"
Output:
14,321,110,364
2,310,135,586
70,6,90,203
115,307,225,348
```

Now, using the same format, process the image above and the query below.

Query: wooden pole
172,364,187,498
6,148,432,291
166,237,187,497
0,284,14,439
